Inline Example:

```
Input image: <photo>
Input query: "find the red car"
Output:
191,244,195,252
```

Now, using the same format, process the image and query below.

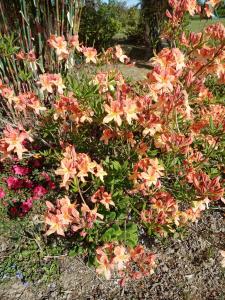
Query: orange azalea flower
82,47,97,64
91,72,109,94
218,72,225,84
16,50,26,60
91,187,114,210
52,74,66,94
48,35,69,60
187,171,224,201
131,158,164,189
81,204,104,225
155,133,193,155
59,206,74,225
205,23,225,41
100,129,115,145
185,207,201,222
150,48,185,71
113,246,130,271
46,201,56,212
0,87,15,104
55,145,107,188
45,213,65,236
103,100,123,126
96,248,114,280
53,95,93,125
123,100,138,125
3,125,33,160
27,97,46,114
13,92,46,114
141,209,153,223
181,32,202,48
151,68,176,92
57,196,78,218
141,164,164,187
68,34,82,52
93,164,107,182
55,158,77,189
76,154,92,182
172,48,186,70
191,198,210,212
38,73,66,94
0,139,11,161
184,0,198,16
128,245,156,279
114,45,129,63
136,142,148,157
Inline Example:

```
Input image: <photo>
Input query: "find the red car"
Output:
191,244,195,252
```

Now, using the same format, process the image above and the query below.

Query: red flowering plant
0,0,225,285
0,154,57,218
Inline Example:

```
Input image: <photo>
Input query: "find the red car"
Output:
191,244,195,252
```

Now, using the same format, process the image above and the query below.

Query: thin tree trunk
141,0,169,53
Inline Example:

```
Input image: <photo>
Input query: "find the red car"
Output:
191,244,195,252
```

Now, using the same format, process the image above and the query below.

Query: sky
102,0,140,7
125,0,139,6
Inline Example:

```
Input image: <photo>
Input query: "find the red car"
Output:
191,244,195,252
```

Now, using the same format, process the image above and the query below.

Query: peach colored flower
38,73,65,94
45,213,65,236
68,34,82,52
48,35,69,60
91,187,114,210
103,100,123,126
113,246,130,271
96,249,114,280
3,125,33,160
82,47,97,63
115,45,129,63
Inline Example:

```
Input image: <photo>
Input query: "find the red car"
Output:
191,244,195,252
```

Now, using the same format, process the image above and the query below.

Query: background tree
141,0,169,52
79,0,127,49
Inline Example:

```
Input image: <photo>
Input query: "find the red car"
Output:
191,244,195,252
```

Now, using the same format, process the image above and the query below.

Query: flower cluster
0,161,55,217
130,158,164,191
96,243,156,285
55,145,107,189
141,191,192,236
166,0,222,26
48,34,82,60
16,49,36,62
0,125,33,160
38,73,66,94
47,34,129,65
91,186,114,210
45,195,104,237
53,95,93,126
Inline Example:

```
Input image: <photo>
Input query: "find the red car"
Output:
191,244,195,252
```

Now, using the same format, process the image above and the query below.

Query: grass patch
189,17,225,32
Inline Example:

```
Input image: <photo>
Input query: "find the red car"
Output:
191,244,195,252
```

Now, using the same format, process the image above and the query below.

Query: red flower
0,188,5,199
6,177,24,189
33,185,48,199
13,165,30,176
9,206,18,217
23,179,34,189
48,181,56,190
21,198,33,213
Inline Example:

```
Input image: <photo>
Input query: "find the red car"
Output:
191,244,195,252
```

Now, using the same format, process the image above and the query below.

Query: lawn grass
189,17,225,32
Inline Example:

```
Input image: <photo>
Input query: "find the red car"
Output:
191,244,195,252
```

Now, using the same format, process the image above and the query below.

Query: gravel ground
0,210,224,300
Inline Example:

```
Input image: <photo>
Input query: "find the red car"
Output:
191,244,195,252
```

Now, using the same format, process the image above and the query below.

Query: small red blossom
21,198,33,213
0,188,5,199
13,165,30,176
6,177,24,189
33,185,48,199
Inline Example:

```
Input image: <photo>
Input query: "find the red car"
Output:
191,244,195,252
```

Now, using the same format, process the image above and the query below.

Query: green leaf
112,160,121,171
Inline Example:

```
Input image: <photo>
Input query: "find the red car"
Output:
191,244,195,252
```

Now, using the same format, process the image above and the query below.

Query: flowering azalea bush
0,0,225,285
